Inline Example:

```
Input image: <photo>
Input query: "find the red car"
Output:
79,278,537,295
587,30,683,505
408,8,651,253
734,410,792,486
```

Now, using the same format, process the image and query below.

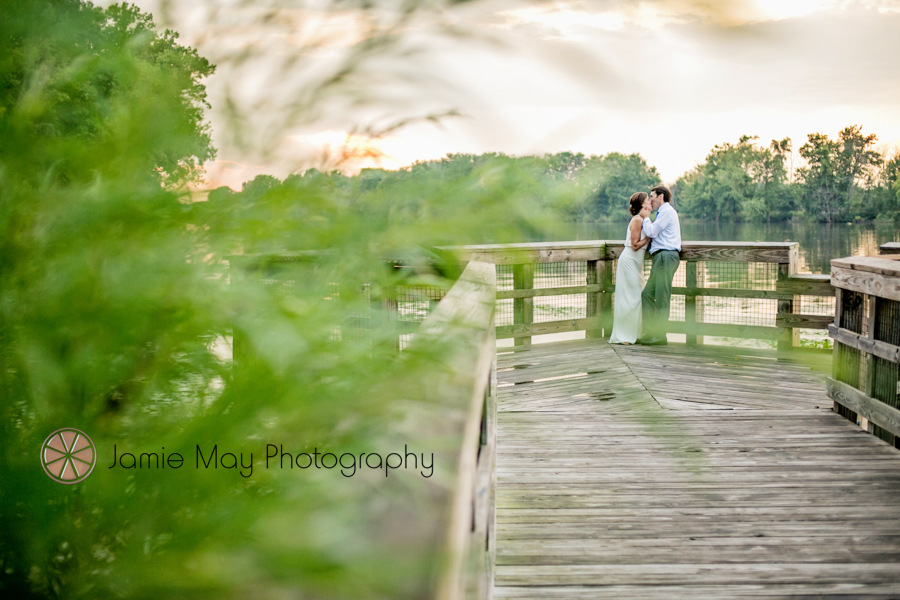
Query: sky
123,0,900,188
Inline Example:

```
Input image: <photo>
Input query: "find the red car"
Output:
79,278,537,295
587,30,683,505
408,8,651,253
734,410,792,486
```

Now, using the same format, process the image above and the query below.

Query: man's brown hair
651,185,672,203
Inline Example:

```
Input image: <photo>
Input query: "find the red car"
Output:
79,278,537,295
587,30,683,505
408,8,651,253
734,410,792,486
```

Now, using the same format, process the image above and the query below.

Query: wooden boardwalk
494,339,900,599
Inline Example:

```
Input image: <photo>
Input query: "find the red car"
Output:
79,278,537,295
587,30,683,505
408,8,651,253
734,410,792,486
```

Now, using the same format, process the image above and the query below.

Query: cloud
493,0,855,41
861,0,900,11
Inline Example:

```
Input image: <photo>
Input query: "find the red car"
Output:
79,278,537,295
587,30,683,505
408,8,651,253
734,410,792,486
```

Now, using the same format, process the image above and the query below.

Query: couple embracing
609,185,682,346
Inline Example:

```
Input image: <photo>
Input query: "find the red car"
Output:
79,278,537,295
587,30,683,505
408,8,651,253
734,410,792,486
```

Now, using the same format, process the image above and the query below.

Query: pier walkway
494,339,900,599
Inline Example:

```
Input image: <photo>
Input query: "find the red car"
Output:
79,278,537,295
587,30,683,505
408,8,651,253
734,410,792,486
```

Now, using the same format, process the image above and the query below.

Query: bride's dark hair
629,192,649,216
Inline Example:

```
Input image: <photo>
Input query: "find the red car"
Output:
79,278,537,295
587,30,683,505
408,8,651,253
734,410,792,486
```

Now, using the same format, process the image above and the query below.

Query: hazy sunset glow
119,0,900,188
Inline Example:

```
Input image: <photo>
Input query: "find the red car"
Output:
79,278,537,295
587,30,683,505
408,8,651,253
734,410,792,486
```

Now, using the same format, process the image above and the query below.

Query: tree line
224,125,899,224
213,150,662,227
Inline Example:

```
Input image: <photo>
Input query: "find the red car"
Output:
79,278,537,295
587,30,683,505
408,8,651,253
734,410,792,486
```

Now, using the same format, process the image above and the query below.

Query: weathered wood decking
495,339,900,599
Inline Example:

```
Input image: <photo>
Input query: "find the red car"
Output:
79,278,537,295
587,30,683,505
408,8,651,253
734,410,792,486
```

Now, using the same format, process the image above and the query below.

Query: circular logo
41,428,97,484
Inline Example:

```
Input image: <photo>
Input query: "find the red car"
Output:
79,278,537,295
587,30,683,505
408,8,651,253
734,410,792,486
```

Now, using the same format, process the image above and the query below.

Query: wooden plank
826,377,900,438
493,583,900,599
778,273,834,297
832,264,900,302
832,255,900,277
447,242,801,265
673,287,783,300
497,284,601,300
497,317,601,339
881,241,900,255
494,339,900,599
827,324,900,364
679,242,798,264
495,563,900,586
663,321,782,340
445,242,609,265
774,314,833,329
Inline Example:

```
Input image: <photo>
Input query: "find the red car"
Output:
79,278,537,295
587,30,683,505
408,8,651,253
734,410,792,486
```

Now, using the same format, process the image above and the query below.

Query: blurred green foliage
0,1,564,598
1,0,215,188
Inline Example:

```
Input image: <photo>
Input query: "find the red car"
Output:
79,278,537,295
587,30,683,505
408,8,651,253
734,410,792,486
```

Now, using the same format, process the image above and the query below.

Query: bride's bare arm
629,217,648,251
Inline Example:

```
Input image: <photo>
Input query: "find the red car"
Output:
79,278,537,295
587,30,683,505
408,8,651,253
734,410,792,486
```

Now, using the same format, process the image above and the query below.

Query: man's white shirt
642,202,682,254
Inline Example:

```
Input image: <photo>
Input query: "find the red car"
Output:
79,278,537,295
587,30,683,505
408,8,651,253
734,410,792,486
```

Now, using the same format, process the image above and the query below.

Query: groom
637,185,682,346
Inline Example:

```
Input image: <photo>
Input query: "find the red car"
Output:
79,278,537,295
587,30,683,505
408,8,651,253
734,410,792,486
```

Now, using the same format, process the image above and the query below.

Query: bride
609,192,652,344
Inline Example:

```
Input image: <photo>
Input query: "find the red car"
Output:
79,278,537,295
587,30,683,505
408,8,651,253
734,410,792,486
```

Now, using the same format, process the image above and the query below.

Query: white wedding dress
608,221,647,344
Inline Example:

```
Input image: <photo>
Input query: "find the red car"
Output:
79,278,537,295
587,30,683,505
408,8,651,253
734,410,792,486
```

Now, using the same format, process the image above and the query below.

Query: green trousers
641,250,680,340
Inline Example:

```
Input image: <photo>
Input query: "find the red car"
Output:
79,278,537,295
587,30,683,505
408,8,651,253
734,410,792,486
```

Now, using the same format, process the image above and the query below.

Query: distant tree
574,153,661,221
770,137,793,183
545,151,587,182
676,136,792,222
873,152,900,221
797,126,880,222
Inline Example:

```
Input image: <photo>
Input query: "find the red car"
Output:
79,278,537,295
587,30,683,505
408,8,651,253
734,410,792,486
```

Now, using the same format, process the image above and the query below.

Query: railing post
776,255,799,350
685,261,698,346
513,263,533,347
862,296,878,432
598,258,613,337
585,260,602,339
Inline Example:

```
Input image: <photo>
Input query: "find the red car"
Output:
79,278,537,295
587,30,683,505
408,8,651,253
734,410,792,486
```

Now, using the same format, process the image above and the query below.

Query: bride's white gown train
608,224,646,344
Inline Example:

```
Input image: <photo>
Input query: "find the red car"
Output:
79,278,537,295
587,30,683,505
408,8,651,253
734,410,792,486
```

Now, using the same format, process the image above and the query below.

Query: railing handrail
409,260,497,600
444,240,800,264
881,241,900,255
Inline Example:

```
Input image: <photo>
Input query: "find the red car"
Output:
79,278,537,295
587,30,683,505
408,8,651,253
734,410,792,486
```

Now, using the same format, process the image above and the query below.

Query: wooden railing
828,249,900,448
413,261,497,600
449,241,834,350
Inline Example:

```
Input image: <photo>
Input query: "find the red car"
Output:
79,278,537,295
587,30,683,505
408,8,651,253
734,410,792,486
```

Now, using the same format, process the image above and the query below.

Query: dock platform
495,339,900,599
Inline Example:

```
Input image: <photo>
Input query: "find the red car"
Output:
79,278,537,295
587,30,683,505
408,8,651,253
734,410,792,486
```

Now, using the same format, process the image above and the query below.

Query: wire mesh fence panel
399,333,413,352
533,262,587,289
797,295,836,315
697,297,778,327
872,297,900,411
668,294,686,322
496,265,514,291
396,285,446,323
639,260,687,287
699,262,778,290
793,294,837,348
533,294,586,323
496,298,514,327
694,262,778,328
835,291,866,389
